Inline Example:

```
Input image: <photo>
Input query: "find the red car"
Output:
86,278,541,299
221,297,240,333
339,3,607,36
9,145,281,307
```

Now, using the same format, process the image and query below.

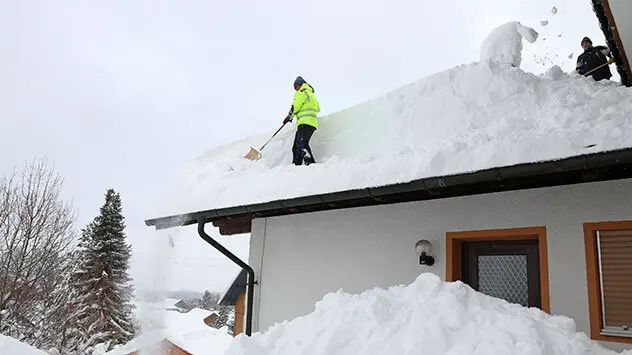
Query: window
584,222,632,344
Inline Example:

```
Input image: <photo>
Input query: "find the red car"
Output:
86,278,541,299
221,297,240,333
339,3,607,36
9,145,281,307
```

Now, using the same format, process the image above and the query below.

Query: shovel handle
259,122,287,151
584,57,615,76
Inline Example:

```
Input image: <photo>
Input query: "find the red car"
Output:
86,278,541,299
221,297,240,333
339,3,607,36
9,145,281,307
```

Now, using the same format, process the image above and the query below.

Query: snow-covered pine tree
38,250,82,354
68,189,136,353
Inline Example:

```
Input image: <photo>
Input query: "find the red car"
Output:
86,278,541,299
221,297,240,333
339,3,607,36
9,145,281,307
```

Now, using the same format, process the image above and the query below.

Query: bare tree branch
0,157,78,352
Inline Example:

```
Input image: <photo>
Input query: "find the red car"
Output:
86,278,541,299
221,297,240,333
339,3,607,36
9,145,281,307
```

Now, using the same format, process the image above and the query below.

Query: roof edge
145,148,632,232
592,0,632,86
218,268,248,306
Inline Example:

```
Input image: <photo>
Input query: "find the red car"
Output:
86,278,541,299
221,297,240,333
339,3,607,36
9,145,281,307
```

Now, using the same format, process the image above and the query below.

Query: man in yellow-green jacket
283,76,320,166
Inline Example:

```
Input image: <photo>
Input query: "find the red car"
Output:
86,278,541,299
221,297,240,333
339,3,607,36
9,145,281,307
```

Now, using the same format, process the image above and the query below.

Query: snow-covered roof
147,21,632,228
104,309,231,355
183,307,217,321
103,329,233,355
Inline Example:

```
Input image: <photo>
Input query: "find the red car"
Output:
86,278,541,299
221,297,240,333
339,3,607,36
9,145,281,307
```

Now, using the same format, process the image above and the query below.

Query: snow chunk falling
552,6,558,14
480,21,538,67
225,274,632,355
541,20,549,26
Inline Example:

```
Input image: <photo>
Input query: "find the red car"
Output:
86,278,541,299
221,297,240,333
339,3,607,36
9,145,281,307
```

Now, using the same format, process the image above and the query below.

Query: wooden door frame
446,226,551,313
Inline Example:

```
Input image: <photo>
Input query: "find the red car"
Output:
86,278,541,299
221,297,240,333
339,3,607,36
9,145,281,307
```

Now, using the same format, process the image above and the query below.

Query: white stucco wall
248,178,632,351
610,0,632,70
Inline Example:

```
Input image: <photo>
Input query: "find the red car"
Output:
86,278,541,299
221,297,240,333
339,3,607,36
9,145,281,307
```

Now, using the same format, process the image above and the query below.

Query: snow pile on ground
154,20,632,218
0,334,48,355
225,273,631,355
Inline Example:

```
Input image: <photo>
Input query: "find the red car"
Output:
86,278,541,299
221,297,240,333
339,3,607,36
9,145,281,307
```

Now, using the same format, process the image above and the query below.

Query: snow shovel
243,122,287,161
584,57,615,76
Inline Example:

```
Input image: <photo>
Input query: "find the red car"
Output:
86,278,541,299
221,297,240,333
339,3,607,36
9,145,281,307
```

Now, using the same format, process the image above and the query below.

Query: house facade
147,148,632,352
246,177,632,351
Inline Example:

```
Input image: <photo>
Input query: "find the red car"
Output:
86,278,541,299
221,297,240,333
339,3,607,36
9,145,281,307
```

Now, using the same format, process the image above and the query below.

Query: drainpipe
197,220,256,336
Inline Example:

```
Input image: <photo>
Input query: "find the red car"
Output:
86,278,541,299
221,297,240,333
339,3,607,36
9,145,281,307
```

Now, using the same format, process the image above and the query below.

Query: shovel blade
243,145,262,161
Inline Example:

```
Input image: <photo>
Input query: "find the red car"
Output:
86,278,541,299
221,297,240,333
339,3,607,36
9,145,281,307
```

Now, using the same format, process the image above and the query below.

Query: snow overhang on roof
145,148,632,235
591,0,632,86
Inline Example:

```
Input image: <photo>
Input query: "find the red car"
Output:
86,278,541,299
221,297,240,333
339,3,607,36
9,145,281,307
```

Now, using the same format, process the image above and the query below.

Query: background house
203,312,219,327
174,300,193,312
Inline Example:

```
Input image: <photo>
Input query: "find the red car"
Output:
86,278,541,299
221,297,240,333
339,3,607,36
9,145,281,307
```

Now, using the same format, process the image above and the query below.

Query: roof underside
145,148,632,235
219,269,247,306
592,0,632,86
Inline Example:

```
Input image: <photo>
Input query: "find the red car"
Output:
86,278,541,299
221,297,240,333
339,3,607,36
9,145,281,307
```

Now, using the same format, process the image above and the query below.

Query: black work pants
292,124,316,166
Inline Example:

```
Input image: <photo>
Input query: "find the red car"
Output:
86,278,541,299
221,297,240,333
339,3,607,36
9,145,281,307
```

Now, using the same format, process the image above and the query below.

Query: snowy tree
214,305,233,329
0,158,77,351
36,251,83,353
68,189,136,353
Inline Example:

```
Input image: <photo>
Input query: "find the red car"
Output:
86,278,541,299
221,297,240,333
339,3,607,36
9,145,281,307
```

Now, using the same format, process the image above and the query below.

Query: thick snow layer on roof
225,273,632,355
154,21,632,218
167,307,216,329
0,335,48,355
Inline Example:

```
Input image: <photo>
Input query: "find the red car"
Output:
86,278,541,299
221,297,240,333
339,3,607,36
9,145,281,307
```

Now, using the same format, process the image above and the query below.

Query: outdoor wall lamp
415,239,435,266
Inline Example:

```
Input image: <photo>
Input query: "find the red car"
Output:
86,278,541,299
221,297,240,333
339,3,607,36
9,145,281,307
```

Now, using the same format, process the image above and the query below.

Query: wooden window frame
446,226,551,313
584,221,632,344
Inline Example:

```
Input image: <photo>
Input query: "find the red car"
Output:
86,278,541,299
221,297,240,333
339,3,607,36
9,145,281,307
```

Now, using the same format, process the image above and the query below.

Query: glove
283,105,294,124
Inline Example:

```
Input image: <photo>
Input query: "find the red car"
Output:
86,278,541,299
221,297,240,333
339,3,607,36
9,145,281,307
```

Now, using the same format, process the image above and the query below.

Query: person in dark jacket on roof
283,76,321,166
576,36,613,81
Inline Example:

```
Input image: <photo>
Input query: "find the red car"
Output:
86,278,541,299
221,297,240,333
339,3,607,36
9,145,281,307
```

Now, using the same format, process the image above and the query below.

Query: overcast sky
0,0,613,294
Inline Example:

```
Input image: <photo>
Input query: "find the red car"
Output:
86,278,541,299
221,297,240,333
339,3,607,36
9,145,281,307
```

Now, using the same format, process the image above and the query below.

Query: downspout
197,220,256,336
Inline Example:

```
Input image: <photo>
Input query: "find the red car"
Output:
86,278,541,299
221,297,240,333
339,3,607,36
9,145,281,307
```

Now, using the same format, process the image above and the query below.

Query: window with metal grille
585,222,632,344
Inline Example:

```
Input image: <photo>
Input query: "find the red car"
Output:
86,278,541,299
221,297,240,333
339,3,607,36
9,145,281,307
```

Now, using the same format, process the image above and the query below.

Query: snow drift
0,335,48,355
154,20,632,218
225,273,631,355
